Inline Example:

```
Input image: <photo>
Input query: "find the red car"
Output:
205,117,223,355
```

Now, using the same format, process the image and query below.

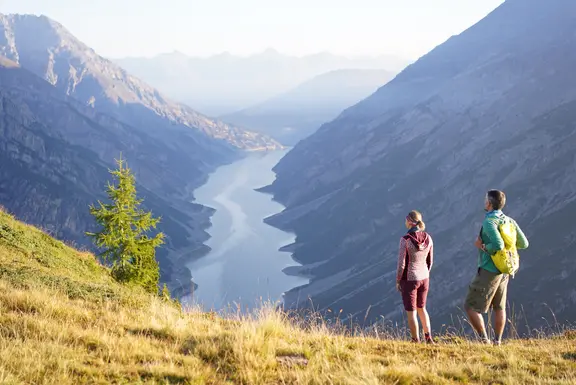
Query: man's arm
514,220,529,249
483,218,505,254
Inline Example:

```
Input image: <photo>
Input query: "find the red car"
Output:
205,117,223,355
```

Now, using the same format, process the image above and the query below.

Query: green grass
0,208,143,307
0,208,575,384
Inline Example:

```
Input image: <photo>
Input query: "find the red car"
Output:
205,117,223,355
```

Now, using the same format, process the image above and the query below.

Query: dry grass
1,209,576,384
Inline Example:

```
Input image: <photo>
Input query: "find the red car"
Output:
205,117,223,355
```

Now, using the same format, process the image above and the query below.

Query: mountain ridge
115,50,409,116
0,13,280,151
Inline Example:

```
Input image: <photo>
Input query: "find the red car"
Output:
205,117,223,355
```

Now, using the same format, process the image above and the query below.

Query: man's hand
396,281,402,292
474,237,486,251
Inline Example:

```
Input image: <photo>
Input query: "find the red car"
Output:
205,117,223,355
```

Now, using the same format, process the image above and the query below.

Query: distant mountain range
263,0,576,330
0,13,280,297
115,50,409,116
221,69,396,145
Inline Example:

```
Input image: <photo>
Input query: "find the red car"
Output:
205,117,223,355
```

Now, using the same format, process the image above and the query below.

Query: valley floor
0,209,575,384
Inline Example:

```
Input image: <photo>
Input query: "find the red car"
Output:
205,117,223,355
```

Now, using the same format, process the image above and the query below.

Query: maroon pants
400,279,429,311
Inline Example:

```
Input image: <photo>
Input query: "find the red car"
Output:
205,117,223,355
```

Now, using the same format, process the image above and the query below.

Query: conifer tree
87,156,164,293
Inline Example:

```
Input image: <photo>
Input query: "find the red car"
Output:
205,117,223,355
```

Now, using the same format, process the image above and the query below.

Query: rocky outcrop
265,0,576,329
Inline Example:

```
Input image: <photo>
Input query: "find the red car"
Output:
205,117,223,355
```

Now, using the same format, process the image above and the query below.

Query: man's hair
487,190,506,210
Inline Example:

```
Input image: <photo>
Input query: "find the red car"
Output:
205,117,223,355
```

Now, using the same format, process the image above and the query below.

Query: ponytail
407,210,425,231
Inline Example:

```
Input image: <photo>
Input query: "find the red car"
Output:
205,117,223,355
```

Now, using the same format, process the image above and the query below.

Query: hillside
1,209,575,384
116,50,408,116
222,69,396,145
263,0,576,329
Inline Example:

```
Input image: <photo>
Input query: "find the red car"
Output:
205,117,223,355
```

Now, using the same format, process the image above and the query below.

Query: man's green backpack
491,217,520,277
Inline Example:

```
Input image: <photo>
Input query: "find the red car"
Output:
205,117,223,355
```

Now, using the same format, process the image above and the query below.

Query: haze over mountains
0,13,280,297
263,0,576,328
115,50,409,116
222,69,396,145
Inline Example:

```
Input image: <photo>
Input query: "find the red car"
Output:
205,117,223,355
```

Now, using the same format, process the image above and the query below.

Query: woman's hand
396,281,402,292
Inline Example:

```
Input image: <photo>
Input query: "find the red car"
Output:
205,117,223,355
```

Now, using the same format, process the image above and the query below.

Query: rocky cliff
0,13,278,297
265,0,576,329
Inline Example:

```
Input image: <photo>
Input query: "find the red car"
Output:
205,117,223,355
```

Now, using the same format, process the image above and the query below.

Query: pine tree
87,156,164,293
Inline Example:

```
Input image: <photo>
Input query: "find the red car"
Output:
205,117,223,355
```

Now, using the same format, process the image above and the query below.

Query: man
464,190,529,345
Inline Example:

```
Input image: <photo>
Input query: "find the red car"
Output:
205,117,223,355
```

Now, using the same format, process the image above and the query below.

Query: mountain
0,58,208,297
263,0,576,329
0,13,279,297
115,50,409,116
221,69,396,145
0,14,278,152
2,208,574,384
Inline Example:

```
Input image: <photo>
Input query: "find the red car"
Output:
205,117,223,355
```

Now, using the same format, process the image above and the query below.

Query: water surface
187,150,308,312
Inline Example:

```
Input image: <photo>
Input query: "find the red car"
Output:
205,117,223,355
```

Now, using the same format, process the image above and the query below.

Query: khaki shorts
465,268,509,313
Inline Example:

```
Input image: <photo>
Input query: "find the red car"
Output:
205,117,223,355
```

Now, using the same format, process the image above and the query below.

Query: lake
186,150,308,312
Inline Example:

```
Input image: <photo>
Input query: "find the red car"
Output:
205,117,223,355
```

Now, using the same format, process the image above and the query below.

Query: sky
0,0,504,59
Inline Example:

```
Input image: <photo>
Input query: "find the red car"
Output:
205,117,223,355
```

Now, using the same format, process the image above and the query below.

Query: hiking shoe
493,339,502,346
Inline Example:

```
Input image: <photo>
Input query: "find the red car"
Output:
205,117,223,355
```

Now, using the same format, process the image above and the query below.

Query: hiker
465,190,529,345
396,210,434,343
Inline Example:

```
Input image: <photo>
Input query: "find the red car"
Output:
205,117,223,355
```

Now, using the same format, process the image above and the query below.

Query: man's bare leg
466,307,490,343
493,309,506,344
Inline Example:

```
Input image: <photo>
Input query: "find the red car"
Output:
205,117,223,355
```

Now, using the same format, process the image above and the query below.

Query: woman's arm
427,238,434,271
396,237,407,282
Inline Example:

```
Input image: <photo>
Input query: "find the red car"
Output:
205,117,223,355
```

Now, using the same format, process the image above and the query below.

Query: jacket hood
406,231,431,251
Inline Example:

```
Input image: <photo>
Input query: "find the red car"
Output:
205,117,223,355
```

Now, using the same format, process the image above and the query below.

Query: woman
396,210,434,343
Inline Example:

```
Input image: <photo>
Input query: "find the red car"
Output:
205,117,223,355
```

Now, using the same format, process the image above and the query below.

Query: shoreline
185,149,309,309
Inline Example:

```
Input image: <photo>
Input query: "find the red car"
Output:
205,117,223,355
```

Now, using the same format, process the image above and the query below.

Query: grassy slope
0,208,575,384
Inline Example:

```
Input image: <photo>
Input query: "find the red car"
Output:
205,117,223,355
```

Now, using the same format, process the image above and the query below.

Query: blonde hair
407,210,426,231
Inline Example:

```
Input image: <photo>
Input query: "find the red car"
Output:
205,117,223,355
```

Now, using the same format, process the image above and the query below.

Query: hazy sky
1,0,504,59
